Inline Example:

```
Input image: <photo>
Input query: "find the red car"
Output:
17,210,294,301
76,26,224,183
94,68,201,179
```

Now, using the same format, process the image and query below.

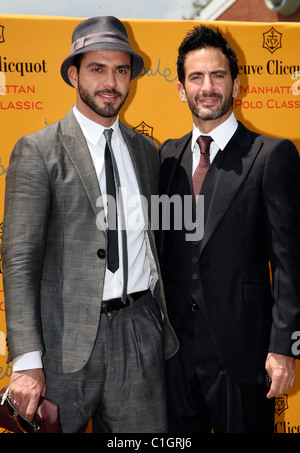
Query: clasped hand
7,368,46,422
265,352,295,399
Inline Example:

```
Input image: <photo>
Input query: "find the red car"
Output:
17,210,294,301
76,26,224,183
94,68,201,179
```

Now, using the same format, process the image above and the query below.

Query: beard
78,84,129,119
187,91,233,121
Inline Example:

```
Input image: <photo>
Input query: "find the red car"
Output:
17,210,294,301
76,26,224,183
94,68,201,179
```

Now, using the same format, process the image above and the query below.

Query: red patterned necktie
192,135,213,200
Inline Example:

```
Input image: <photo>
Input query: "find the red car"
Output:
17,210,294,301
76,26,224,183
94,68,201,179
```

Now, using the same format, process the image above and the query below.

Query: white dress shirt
73,106,151,300
13,106,152,371
191,113,238,174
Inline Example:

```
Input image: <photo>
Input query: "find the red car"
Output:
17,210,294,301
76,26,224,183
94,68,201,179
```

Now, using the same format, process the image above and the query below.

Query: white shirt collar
192,112,238,152
73,105,122,146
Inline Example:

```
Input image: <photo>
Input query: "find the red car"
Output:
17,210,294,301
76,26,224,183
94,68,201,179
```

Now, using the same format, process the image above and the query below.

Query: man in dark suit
2,16,178,433
158,25,300,433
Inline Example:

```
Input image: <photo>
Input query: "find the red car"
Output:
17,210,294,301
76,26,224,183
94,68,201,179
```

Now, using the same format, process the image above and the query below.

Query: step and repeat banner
0,15,299,433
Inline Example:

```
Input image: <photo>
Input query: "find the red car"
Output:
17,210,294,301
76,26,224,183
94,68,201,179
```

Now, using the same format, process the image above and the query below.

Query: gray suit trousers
44,291,167,433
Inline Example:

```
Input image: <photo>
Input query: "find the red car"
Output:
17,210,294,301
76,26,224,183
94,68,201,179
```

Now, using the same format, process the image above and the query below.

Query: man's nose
201,74,214,92
104,71,117,88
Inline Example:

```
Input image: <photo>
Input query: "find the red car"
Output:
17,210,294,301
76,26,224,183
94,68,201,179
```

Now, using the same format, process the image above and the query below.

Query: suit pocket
243,283,270,304
143,296,163,331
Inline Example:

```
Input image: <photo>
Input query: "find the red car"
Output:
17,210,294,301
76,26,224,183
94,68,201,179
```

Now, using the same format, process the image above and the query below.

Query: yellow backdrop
0,15,299,434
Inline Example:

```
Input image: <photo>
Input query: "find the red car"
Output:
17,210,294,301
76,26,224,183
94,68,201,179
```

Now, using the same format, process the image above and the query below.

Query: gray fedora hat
61,16,144,86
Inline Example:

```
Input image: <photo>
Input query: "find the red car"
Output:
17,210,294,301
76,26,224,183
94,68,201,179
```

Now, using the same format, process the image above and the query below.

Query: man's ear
67,65,79,89
177,81,187,102
232,76,240,98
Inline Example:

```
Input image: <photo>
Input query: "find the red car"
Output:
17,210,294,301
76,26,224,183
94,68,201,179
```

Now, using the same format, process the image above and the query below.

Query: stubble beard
78,84,129,119
188,91,233,121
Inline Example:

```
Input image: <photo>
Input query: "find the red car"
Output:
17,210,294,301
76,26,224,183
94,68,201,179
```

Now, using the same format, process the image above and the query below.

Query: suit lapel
200,122,263,253
158,133,192,256
58,109,102,218
162,133,192,197
119,123,162,273
119,123,151,200
58,114,156,229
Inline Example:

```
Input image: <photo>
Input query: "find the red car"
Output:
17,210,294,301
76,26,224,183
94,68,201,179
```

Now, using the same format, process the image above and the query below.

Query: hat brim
61,42,144,86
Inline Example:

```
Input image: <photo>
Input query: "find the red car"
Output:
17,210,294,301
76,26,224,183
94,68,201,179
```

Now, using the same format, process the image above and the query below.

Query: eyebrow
188,69,227,77
86,62,131,70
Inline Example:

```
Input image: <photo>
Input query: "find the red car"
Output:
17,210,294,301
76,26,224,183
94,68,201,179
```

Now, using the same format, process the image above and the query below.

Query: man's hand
8,369,46,421
265,353,296,399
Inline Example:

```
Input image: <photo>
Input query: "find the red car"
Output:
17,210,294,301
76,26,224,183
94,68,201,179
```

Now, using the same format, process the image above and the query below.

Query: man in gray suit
2,16,178,433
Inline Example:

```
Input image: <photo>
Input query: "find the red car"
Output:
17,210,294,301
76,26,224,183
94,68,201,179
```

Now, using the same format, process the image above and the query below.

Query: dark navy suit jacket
158,121,300,385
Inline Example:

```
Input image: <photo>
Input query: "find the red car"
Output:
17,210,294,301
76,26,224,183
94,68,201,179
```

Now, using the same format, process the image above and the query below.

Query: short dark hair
177,25,238,84
72,53,85,72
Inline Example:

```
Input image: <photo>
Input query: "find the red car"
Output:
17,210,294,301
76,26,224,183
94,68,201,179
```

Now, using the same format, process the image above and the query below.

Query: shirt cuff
12,351,43,371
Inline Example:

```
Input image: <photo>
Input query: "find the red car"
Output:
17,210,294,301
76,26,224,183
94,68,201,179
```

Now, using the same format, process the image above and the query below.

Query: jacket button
97,249,106,259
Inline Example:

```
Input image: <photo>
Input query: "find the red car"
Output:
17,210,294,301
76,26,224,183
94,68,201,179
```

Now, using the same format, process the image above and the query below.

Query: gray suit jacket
2,108,178,373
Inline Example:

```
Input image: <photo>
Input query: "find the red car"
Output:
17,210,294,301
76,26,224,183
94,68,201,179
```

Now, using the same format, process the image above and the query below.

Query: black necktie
104,129,119,273
103,129,128,302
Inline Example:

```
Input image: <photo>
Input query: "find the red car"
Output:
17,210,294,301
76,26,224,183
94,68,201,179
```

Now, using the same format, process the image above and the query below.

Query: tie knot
104,128,113,144
197,135,213,155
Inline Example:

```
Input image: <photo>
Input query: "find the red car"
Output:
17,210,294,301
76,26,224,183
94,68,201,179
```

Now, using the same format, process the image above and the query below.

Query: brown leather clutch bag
0,386,62,433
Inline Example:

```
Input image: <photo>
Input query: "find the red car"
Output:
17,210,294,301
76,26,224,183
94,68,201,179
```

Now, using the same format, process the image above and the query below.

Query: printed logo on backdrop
262,27,282,54
0,26,4,44
141,59,177,83
0,24,47,111
275,394,289,416
133,121,154,139
236,25,300,109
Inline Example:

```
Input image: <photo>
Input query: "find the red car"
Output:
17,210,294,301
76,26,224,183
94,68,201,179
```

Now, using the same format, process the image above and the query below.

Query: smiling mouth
197,93,221,103
201,98,218,103
97,90,121,101
102,94,117,99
